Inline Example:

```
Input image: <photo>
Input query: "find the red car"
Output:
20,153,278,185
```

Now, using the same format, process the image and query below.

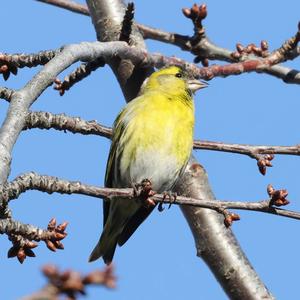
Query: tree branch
36,0,89,15
21,264,116,300
1,41,298,99
0,40,149,182
0,35,293,267
193,140,300,157
86,0,153,102
24,111,112,138
1,172,298,221
23,111,300,175
175,159,274,299
0,218,66,243
0,41,125,258
0,50,58,81
0,217,67,263
0,87,14,102
36,0,300,84
53,57,105,95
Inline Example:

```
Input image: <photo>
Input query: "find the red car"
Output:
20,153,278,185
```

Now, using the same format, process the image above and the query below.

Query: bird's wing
104,99,156,243
102,149,114,226
103,107,128,226
103,150,114,226
117,204,156,246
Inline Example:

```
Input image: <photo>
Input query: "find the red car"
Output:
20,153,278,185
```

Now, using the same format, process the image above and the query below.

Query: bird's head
141,66,207,95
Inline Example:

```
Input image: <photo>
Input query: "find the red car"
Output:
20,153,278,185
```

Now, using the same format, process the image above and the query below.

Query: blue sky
1,1,300,299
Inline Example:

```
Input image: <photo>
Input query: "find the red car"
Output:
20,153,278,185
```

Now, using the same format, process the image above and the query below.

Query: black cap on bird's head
142,65,208,94
171,65,208,93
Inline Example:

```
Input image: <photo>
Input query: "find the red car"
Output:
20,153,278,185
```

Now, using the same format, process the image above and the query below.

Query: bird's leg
133,179,156,208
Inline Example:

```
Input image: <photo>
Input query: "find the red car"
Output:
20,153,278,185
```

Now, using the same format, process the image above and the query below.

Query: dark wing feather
103,140,117,226
104,100,155,245
103,201,110,227
103,111,127,226
117,204,156,246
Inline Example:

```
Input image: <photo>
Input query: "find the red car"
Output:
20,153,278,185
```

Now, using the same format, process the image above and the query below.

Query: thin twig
53,57,105,95
0,50,58,80
36,0,89,15
0,217,67,263
24,111,112,138
0,218,47,240
193,140,300,157
24,111,300,158
1,172,300,220
22,264,116,300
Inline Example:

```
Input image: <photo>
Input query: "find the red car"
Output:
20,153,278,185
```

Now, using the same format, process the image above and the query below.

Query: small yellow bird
89,66,207,264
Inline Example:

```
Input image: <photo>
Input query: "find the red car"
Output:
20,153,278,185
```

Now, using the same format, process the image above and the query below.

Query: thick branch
175,159,274,299
0,41,141,182
86,0,153,101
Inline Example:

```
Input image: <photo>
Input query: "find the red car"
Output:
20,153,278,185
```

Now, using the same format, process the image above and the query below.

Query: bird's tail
88,220,119,264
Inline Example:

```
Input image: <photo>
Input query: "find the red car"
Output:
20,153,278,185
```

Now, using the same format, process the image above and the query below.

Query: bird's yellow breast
115,90,194,185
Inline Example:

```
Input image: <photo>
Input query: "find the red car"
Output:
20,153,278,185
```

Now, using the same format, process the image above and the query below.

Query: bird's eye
175,73,182,78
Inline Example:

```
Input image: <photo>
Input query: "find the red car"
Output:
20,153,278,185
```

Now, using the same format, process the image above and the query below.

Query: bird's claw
168,192,177,209
158,202,164,212
157,192,177,212
158,192,168,212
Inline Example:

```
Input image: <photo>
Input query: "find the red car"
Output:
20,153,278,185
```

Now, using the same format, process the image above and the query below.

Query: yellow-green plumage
89,66,206,264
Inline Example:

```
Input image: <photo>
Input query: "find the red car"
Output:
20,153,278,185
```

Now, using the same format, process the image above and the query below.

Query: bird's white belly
121,149,180,192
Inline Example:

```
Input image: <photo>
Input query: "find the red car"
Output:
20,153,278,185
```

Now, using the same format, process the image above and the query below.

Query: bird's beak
187,79,208,93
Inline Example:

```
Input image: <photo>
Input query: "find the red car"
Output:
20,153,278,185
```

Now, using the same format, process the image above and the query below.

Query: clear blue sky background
1,1,300,299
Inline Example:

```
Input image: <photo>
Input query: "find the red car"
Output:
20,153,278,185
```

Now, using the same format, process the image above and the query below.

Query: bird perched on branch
89,66,207,264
